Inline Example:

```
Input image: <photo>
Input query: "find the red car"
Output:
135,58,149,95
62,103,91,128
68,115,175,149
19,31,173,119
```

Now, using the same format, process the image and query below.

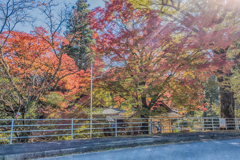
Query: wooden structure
149,100,184,133
92,108,138,136
92,101,183,135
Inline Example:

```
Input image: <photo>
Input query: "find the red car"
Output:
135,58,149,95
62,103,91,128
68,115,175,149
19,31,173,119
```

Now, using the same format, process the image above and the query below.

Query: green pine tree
202,75,220,117
186,75,220,118
65,0,94,70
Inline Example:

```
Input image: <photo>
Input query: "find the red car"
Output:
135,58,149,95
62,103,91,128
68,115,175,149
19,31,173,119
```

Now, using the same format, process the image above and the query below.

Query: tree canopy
88,0,237,118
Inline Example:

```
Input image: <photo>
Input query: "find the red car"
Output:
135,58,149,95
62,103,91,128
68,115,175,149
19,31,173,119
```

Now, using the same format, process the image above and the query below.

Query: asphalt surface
0,136,162,155
0,131,211,155
37,138,240,160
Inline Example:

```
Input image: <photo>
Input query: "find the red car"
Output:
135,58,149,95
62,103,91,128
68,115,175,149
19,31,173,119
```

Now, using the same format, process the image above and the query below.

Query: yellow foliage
128,0,152,9
39,97,46,102
230,69,240,104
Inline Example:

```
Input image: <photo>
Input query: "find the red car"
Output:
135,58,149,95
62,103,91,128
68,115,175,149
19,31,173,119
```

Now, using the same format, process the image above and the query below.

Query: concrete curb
2,133,240,160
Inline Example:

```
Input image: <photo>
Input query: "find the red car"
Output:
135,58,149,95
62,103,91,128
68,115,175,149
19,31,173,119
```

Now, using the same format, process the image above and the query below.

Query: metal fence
0,117,239,144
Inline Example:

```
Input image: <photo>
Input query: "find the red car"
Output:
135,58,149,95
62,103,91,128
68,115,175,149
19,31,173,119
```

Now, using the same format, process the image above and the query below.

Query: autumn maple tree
1,0,240,141
128,0,240,127
89,0,236,127
0,0,93,121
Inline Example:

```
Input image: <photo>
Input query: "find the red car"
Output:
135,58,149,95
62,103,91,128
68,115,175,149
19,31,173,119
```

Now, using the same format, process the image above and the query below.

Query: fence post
149,118,152,135
71,118,73,140
90,119,92,139
226,119,228,130
115,119,117,137
177,118,180,133
236,118,239,130
10,119,14,144
238,118,239,130
234,118,237,130
212,118,214,131
201,117,203,131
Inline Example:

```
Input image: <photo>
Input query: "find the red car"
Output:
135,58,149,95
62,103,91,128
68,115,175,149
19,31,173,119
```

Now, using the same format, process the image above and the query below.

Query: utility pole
90,63,93,138
90,62,106,138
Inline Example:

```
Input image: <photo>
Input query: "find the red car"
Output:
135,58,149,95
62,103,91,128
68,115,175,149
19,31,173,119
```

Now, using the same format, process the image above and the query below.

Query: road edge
2,132,240,160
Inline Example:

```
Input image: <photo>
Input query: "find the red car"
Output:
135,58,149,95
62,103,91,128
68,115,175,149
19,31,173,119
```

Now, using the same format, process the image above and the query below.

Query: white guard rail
0,117,239,144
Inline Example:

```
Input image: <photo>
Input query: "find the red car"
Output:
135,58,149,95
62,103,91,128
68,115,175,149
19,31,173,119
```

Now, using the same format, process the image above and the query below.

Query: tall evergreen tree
202,76,220,117
65,0,94,70
186,75,220,118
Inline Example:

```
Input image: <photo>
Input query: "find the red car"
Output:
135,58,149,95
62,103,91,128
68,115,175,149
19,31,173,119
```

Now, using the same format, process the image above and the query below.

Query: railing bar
73,125,149,130
117,126,149,129
124,118,149,119
12,124,72,127
74,118,107,120
117,130,149,133
0,125,12,127
73,127,112,130
117,122,149,124
0,118,223,121
202,127,216,129
8,134,72,139
6,119,73,121
12,128,73,133
0,118,113,121
73,133,90,135
92,131,116,134
91,123,113,125
176,128,202,130
201,124,215,126
72,123,90,126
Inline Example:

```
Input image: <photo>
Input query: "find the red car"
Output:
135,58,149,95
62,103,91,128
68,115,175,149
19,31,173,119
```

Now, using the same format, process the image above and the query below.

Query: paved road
0,136,163,155
37,138,240,160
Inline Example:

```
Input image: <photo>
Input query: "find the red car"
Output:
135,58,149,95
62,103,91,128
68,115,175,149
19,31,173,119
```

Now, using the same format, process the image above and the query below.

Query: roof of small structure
156,111,184,118
93,108,126,115
93,100,183,119
151,100,184,118
103,108,125,115
152,100,172,112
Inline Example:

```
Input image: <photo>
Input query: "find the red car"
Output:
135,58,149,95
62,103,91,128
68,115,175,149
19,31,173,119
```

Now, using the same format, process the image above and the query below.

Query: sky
16,0,105,33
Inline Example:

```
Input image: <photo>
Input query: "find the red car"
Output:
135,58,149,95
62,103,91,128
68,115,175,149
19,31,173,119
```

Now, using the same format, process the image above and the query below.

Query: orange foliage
1,28,92,118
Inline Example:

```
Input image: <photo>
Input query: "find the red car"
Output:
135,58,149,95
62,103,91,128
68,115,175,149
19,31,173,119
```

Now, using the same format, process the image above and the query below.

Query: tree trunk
217,74,235,119
140,114,149,134
219,86,235,119
140,96,150,134
219,85,235,130
215,48,235,130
